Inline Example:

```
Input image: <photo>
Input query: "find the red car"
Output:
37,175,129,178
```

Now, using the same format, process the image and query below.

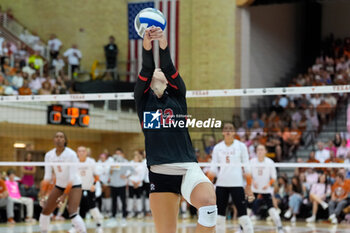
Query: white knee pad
181,163,212,205
238,215,254,233
198,205,217,228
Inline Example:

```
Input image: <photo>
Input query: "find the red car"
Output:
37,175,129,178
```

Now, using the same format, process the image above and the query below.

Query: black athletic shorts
216,186,247,217
55,184,82,191
79,190,97,218
149,170,183,194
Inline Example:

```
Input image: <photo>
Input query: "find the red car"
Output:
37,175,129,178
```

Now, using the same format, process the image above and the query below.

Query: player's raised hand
149,27,168,49
143,26,156,50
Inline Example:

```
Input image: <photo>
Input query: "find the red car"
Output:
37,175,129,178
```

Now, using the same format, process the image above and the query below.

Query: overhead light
13,143,26,149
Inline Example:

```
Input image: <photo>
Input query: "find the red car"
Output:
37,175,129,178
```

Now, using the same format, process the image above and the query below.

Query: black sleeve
160,46,186,97
134,47,155,106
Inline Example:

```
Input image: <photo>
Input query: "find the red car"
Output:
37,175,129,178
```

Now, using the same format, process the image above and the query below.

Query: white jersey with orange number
44,147,81,188
78,157,97,190
250,157,277,194
210,140,251,187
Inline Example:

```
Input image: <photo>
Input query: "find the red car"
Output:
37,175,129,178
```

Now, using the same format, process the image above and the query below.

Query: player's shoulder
214,141,225,149
87,157,96,163
235,139,247,148
64,147,78,158
264,157,275,164
45,148,56,157
250,157,258,163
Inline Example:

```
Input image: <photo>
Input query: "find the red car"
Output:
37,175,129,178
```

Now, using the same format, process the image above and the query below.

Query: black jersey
134,46,197,166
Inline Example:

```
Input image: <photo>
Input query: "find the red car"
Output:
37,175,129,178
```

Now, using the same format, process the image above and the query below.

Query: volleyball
134,8,167,38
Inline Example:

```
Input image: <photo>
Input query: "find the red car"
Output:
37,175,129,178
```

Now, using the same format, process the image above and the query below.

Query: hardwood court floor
0,218,349,233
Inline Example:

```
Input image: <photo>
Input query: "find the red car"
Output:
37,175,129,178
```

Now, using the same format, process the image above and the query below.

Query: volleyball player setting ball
39,132,87,233
134,26,217,233
208,122,254,233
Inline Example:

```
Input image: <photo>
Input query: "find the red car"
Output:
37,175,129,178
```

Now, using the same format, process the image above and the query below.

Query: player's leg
150,192,181,233
40,187,63,233
110,186,117,218
118,186,128,220
79,191,89,219
135,187,143,218
230,187,253,233
182,164,217,233
264,194,283,231
67,187,86,233
215,187,229,233
127,186,135,218
143,182,151,215
88,191,103,232
190,182,217,233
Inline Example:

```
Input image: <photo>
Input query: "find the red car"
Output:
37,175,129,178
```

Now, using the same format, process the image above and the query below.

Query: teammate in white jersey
127,150,147,218
77,146,103,233
209,123,254,233
250,144,284,233
39,132,86,233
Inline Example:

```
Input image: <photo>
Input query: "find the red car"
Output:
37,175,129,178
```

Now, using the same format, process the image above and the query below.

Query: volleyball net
0,84,349,184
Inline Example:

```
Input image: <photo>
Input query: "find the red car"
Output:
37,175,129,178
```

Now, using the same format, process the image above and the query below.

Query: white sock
105,197,112,213
101,198,107,212
216,215,226,233
238,215,254,233
136,198,143,212
39,214,50,232
71,215,87,233
127,198,133,213
145,198,150,212
268,208,282,228
89,207,103,226
181,201,187,213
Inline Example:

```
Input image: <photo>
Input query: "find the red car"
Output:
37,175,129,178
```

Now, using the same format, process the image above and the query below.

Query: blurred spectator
48,34,62,60
305,168,319,191
325,151,342,178
104,35,118,79
247,112,264,129
109,148,130,220
317,100,332,125
5,169,35,222
22,63,36,77
328,173,350,224
21,153,36,188
28,73,43,94
10,70,23,89
284,176,305,223
0,175,15,223
204,136,216,156
14,44,29,68
337,139,349,160
38,79,52,95
310,94,322,108
63,44,82,74
52,55,65,76
315,142,330,163
306,151,320,163
306,173,331,223
274,176,289,212
333,133,342,147
18,79,32,95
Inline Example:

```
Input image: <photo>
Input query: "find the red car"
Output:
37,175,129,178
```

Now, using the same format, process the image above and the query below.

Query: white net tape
0,85,349,102
0,162,349,168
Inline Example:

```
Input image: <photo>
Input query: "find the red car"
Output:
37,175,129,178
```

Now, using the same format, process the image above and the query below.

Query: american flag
127,0,180,82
